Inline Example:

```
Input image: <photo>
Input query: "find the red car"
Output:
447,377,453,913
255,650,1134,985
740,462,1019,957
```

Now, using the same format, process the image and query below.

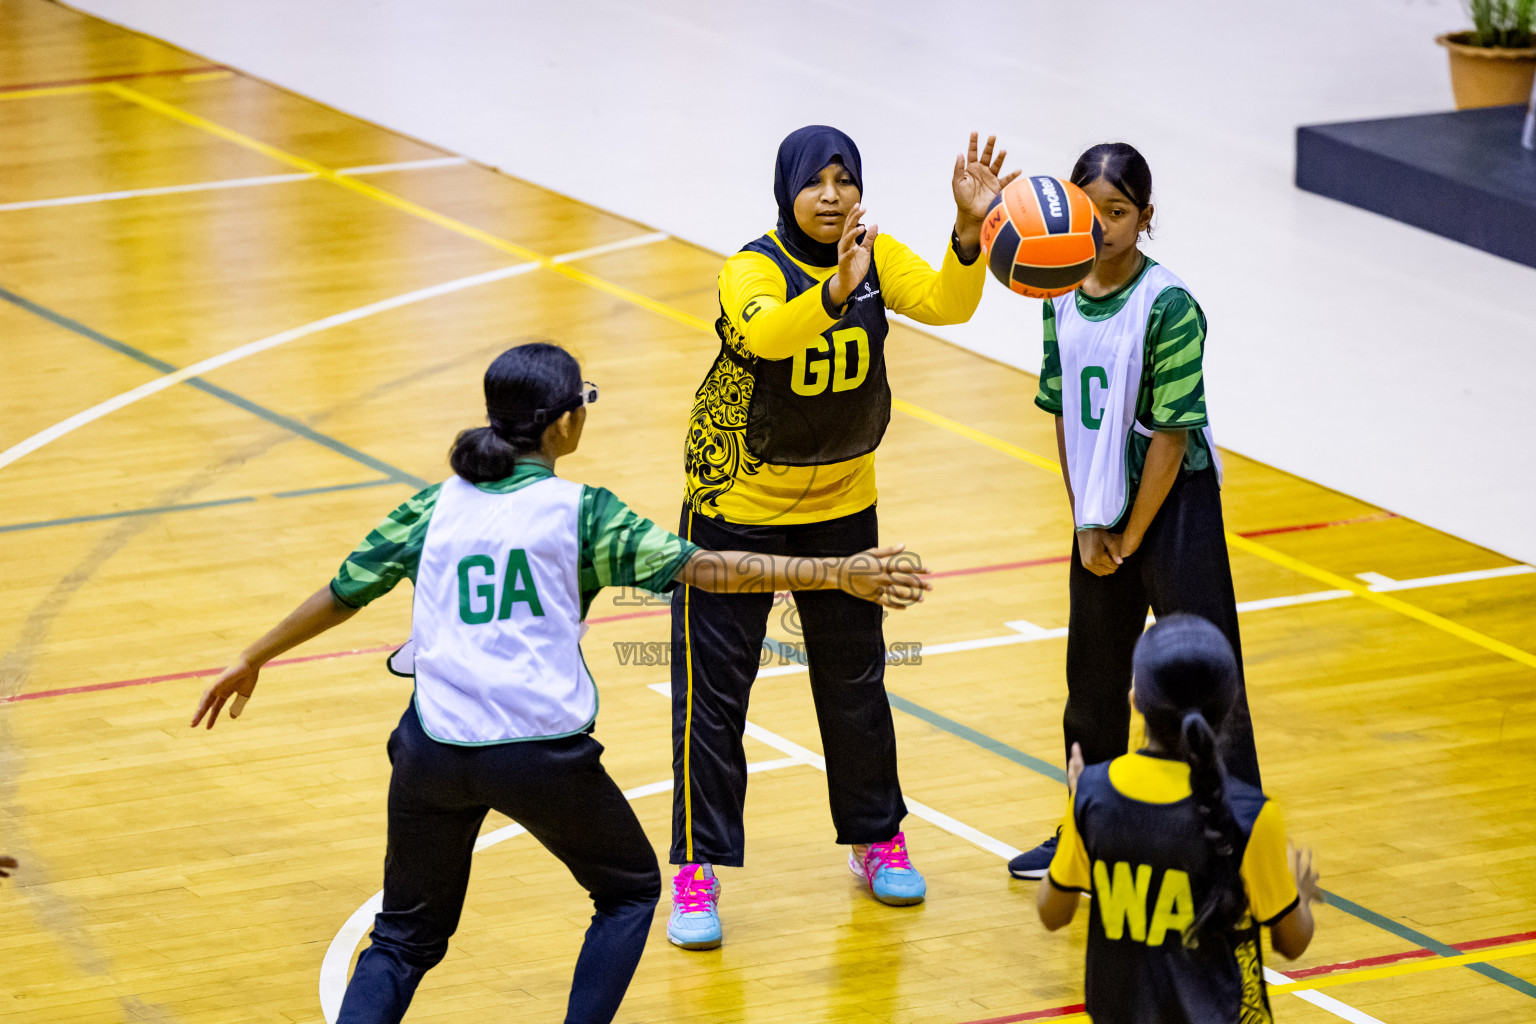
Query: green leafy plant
1464,0,1535,48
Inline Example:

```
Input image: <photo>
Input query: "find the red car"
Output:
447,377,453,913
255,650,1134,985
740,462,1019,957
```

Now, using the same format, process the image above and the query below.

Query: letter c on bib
1080,366,1109,430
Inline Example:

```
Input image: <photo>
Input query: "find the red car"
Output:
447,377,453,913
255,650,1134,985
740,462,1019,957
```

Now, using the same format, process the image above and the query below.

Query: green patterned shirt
1033,257,1212,494
331,463,698,617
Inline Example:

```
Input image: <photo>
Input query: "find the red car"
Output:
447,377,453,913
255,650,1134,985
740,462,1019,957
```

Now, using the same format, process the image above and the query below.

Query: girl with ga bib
191,343,929,1024
670,126,1017,949
1008,143,1263,880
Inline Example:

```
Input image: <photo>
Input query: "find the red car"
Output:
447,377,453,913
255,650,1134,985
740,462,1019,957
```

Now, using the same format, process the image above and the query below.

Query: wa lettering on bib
408,475,595,744
1054,265,1220,530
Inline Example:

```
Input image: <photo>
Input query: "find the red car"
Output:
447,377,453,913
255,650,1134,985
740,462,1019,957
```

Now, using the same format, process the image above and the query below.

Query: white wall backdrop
71,0,1536,563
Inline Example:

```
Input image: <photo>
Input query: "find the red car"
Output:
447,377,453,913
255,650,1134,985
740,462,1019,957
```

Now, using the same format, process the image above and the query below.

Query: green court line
0,284,427,489
760,636,1062,781
885,692,1066,783
1320,890,1536,997
757,635,1535,999
271,479,398,499
0,479,400,534
0,496,256,533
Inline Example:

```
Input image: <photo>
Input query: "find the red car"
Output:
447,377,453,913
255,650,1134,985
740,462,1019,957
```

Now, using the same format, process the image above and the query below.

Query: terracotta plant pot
1437,32,1536,109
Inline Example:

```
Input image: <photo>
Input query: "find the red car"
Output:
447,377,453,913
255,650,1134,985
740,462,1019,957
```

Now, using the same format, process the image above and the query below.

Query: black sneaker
1007,828,1061,880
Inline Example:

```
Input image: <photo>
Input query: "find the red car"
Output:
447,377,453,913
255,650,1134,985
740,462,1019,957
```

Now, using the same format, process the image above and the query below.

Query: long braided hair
1132,614,1246,946
449,343,582,483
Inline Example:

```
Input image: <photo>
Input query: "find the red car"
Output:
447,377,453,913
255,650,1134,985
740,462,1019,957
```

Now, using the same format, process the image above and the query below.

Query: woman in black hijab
667,125,1017,950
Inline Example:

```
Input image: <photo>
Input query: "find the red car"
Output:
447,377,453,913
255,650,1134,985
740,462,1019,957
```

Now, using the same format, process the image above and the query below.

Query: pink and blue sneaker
666,863,722,950
849,831,926,905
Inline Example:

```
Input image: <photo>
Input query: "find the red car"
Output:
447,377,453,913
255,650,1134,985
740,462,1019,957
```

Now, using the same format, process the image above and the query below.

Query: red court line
0,64,230,93
954,1004,1084,1024
929,554,1068,580
586,608,670,625
1240,510,1399,538
0,509,1408,706
926,512,1399,581
1285,928,1536,980
950,928,1536,1024
0,644,396,705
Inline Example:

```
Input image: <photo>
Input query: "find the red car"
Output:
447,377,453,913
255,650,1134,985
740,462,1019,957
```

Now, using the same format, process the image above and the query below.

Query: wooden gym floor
2,3,1534,1022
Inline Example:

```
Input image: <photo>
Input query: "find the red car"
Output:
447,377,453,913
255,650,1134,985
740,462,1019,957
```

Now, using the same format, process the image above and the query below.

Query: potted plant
1437,0,1536,108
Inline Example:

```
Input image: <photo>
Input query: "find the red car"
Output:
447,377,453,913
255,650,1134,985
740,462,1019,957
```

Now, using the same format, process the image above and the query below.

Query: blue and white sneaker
666,863,722,950
849,832,926,906
1007,828,1061,879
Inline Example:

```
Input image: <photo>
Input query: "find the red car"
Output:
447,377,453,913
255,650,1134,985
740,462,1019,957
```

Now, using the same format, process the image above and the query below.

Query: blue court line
0,284,427,489
758,635,1535,999
0,479,399,534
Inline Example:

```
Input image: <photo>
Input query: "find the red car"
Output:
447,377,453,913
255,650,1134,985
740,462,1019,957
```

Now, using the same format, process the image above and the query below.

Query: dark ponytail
1180,709,1247,944
1132,613,1244,948
449,342,583,484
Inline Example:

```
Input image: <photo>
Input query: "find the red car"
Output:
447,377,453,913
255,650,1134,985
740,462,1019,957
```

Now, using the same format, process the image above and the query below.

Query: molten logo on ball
979,176,1102,299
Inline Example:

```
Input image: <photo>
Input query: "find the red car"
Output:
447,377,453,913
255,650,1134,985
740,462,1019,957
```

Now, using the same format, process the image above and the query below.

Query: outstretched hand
191,658,259,729
0,856,17,880
841,543,931,610
1066,742,1085,798
1288,843,1324,905
830,202,878,308
953,132,1021,243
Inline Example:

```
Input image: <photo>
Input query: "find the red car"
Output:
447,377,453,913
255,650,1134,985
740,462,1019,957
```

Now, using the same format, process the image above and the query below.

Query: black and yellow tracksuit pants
668,503,906,867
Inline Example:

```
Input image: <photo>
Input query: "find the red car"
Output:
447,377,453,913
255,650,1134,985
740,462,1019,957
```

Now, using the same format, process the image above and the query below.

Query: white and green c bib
1055,264,1219,530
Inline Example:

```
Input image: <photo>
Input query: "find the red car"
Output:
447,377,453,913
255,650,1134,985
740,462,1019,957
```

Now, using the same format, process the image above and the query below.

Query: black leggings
669,503,906,866
1064,468,1262,787
337,704,660,1024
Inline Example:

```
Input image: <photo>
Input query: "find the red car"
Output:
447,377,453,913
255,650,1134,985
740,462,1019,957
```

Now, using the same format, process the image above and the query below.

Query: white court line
0,158,466,213
317,687,1376,1024
334,156,470,175
549,231,671,263
0,232,669,475
317,755,811,1023
0,172,314,212
736,563,1531,675
1356,565,1534,590
1265,966,1388,1024
0,262,534,472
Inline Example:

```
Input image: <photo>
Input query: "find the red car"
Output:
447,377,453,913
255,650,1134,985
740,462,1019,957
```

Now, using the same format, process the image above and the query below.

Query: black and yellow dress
1048,752,1299,1024
669,129,986,868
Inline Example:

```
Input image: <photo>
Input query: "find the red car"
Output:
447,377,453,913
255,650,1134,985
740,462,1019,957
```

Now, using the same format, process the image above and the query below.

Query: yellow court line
103,84,704,329
1030,938,1536,1021
100,82,1535,672
888,399,1536,670
891,398,1062,474
1270,939,1536,994
0,83,101,102
1227,533,1536,669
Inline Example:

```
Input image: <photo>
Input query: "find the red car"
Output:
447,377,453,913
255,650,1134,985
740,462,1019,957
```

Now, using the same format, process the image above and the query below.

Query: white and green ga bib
406,474,595,744
1054,264,1220,530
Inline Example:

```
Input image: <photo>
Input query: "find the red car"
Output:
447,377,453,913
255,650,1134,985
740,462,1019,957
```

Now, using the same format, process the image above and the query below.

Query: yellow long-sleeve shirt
684,229,986,525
